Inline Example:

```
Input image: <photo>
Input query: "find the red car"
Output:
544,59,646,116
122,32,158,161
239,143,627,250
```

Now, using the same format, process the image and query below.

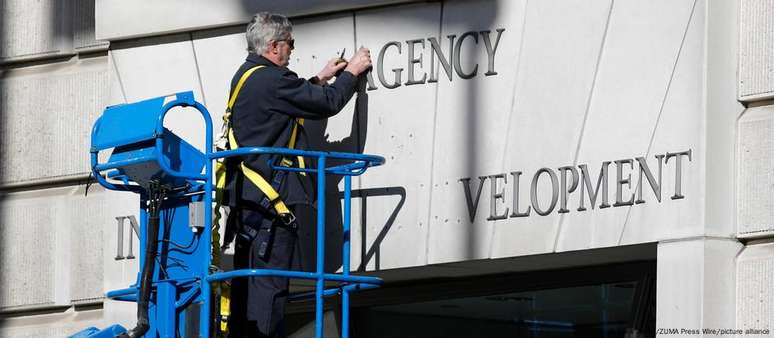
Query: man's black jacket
224,53,358,209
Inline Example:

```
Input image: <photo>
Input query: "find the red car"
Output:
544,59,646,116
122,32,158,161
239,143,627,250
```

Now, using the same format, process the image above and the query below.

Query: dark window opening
287,261,656,338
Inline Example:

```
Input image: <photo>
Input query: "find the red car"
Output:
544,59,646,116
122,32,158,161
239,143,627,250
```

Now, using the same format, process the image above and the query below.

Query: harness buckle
279,212,296,227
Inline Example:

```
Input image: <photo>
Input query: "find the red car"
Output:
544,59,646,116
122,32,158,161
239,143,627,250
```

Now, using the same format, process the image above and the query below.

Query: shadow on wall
349,186,406,272
301,69,408,273
461,1,498,261
300,76,371,272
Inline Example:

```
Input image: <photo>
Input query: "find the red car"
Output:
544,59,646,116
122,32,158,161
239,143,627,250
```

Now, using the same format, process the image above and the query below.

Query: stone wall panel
739,0,774,101
0,58,108,184
738,106,774,238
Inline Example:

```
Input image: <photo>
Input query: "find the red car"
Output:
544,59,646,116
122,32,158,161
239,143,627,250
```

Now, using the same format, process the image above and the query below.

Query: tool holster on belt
237,166,299,261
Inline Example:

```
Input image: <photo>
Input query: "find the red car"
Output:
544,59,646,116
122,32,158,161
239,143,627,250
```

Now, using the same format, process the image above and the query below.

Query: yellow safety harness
212,65,305,335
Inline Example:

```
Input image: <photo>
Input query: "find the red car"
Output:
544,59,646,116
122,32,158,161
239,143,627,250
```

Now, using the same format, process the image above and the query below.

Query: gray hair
246,12,293,54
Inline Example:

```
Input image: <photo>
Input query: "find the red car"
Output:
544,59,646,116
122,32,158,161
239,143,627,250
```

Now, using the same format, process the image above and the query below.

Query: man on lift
223,12,372,338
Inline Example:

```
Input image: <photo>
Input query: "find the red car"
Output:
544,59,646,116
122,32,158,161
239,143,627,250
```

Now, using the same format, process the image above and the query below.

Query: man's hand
316,58,348,84
344,47,372,76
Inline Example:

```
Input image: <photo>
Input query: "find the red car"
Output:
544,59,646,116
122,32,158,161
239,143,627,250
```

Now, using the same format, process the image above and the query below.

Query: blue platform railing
90,91,384,338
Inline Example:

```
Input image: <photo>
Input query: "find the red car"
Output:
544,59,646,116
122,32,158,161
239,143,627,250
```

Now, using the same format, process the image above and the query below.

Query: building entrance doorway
348,261,656,338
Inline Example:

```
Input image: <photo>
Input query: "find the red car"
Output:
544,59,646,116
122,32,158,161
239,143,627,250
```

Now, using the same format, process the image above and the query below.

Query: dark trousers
229,208,297,337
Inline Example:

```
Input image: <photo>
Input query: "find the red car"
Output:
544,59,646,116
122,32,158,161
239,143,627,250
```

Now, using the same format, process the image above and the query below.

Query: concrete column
657,238,741,336
735,0,774,335
736,240,774,336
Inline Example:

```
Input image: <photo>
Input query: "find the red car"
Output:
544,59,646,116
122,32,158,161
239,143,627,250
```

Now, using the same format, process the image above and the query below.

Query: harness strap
288,118,306,175
213,64,297,335
213,65,269,255
240,162,291,215
221,64,300,218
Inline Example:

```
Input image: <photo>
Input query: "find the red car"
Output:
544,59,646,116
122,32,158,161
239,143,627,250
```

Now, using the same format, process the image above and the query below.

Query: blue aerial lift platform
72,91,384,338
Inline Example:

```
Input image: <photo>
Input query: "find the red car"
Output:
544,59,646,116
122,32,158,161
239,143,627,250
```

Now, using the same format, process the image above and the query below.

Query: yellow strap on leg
212,160,229,337
213,161,227,265
220,287,230,332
